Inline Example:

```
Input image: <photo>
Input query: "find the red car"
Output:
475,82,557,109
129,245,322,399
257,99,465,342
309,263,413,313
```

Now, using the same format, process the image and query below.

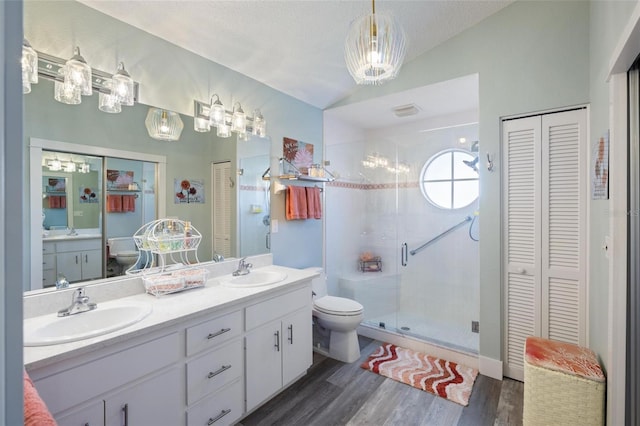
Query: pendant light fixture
111,62,135,106
344,0,407,85
145,108,184,141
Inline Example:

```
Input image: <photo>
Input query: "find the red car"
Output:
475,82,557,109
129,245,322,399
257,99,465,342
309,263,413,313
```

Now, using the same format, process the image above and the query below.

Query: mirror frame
29,137,167,292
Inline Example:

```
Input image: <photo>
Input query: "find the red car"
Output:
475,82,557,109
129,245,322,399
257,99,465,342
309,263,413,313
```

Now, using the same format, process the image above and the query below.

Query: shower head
463,156,479,172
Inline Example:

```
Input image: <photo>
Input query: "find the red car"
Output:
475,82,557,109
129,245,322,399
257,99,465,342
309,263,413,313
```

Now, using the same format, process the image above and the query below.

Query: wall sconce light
22,43,139,113
47,158,62,172
22,39,38,94
145,107,184,141
193,97,267,139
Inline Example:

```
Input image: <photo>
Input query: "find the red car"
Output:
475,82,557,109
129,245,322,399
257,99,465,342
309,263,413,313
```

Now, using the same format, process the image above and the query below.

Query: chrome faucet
58,287,97,317
232,257,253,276
212,252,225,263
67,227,78,236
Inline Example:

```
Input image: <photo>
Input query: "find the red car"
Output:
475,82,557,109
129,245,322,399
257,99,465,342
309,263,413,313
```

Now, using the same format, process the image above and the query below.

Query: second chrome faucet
58,287,97,317
232,257,253,276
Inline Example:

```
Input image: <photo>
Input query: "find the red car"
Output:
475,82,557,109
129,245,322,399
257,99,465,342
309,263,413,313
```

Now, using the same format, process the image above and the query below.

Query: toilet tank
107,237,136,255
304,267,327,298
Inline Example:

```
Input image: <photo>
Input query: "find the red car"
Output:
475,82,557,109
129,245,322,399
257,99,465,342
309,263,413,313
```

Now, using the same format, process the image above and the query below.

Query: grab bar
410,216,472,256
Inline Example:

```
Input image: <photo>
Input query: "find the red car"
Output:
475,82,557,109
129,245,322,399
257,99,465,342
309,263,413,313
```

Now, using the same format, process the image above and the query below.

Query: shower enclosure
325,123,480,354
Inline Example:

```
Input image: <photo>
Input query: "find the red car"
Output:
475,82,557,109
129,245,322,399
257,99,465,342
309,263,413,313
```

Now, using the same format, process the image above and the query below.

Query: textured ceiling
78,0,512,111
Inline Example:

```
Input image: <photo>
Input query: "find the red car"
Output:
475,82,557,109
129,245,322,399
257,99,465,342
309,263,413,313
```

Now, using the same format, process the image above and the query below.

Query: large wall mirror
25,77,270,292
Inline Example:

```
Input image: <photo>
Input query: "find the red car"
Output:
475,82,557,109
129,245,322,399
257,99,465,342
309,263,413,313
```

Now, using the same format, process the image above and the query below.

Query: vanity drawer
34,332,180,415
55,238,101,253
42,242,56,255
187,379,243,426
186,310,242,356
186,339,243,405
246,286,311,331
42,254,56,270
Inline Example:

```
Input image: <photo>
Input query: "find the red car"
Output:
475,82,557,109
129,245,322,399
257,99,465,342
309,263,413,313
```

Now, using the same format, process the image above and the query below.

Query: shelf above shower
262,158,335,182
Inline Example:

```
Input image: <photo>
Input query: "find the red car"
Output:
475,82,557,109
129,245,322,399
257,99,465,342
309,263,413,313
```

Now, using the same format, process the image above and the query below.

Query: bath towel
24,370,57,426
60,196,66,209
107,194,122,212
122,195,136,212
306,186,322,219
48,196,60,209
286,186,308,220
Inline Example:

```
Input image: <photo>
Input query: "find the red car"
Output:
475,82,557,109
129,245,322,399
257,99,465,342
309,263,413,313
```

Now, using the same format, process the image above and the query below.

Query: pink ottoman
523,336,605,426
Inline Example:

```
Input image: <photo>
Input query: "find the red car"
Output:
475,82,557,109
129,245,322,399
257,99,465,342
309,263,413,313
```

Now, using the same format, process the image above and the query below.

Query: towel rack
262,158,335,182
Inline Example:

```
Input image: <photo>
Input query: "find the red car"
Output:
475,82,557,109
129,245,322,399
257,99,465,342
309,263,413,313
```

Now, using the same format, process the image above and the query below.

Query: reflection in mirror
237,136,271,258
30,139,166,292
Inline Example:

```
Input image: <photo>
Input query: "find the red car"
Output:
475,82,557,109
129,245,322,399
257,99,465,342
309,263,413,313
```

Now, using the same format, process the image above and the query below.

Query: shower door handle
401,243,408,266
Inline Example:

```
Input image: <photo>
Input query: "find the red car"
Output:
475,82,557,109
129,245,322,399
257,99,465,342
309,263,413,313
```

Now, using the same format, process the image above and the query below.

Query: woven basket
523,338,605,426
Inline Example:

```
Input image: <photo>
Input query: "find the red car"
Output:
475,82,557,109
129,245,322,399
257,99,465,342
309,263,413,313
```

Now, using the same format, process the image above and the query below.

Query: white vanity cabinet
32,333,182,426
27,269,314,426
245,286,312,411
42,242,57,287
55,239,102,282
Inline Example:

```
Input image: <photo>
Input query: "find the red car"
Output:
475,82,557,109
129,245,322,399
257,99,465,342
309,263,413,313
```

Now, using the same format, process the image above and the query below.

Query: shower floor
363,312,479,354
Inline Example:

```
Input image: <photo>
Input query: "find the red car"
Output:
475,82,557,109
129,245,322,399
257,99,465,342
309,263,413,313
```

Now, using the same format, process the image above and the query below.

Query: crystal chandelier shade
111,62,135,106
64,46,92,96
145,108,184,141
344,1,407,85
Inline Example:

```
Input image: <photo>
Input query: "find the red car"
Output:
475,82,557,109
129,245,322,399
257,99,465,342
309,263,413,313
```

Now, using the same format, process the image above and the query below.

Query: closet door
212,161,232,258
502,108,587,381
503,116,542,381
541,110,587,346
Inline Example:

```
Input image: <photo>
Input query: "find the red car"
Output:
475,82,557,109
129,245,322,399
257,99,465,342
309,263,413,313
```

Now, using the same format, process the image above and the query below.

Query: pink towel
306,187,322,219
122,195,136,212
107,194,122,212
286,186,308,220
48,196,60,209
24,371,57,426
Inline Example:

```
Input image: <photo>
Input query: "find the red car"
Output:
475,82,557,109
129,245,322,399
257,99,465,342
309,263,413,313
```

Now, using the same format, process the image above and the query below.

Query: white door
503,108,587,381
212,162,231,258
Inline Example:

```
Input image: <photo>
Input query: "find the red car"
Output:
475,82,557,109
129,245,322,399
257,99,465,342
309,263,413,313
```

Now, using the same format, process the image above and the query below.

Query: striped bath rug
361,343,478,406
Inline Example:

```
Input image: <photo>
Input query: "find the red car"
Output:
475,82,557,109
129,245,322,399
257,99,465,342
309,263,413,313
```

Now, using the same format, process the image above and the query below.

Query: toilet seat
314,296,363,316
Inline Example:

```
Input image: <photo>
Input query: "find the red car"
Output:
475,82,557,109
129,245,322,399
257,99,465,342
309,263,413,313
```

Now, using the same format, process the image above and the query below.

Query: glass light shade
194,116,211,132
252,109,267,137
112,62,135,106
64,46,92,96
237,131,250,142
344,12,407,85
231,104,246,133
99,91,122,113
209,96,225,127
145,108,184,141
64,162,76,172
54,78,81,105
22,39,38,94
216,121,231,138
48,159,62,171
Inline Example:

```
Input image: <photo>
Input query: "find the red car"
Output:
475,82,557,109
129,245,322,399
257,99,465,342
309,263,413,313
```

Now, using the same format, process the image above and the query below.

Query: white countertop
24,264,318,370
42,234,102,242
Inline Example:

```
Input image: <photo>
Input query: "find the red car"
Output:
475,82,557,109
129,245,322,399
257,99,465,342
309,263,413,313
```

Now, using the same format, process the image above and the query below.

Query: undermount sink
24,301,152,347
219,270,287,288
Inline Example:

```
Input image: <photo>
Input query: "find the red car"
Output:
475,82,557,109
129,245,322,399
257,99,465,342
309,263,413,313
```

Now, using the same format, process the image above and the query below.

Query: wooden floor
239,337,523,426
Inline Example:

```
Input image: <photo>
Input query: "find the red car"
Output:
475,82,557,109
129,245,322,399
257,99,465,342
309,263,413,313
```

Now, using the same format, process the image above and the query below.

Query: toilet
307,267,364,363
107,237,139,271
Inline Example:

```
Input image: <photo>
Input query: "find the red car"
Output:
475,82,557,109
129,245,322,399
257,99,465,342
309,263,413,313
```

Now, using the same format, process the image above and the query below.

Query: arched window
419,149,479,209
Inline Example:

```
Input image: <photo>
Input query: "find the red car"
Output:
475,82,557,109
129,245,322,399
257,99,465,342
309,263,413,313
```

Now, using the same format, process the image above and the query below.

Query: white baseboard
479,355,503,380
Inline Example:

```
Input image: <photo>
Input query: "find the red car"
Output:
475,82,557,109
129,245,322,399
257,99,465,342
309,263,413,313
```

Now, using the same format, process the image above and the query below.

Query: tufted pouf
523,336,605,426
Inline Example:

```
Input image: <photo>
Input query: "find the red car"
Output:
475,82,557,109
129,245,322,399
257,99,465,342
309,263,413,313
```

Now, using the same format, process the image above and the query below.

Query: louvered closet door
212,161,232,258
541,110,587,346
502,108,587,381
503,116,542,381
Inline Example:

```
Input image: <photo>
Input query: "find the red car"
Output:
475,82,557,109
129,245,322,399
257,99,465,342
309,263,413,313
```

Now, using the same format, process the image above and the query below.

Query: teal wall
332,0,591,362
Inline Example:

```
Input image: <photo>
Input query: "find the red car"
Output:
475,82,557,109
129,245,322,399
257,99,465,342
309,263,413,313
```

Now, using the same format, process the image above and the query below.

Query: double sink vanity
24,255,318,426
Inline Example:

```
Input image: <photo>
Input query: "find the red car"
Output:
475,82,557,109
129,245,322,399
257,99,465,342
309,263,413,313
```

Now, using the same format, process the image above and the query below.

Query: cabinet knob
274,330,280,352
207,328,231,340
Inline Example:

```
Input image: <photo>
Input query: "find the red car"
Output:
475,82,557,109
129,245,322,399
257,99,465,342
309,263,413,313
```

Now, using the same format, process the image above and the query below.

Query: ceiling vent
392,103,421,118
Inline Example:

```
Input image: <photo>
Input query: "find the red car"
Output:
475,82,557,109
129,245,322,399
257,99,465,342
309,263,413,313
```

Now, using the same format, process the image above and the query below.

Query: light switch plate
271,219,278,233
